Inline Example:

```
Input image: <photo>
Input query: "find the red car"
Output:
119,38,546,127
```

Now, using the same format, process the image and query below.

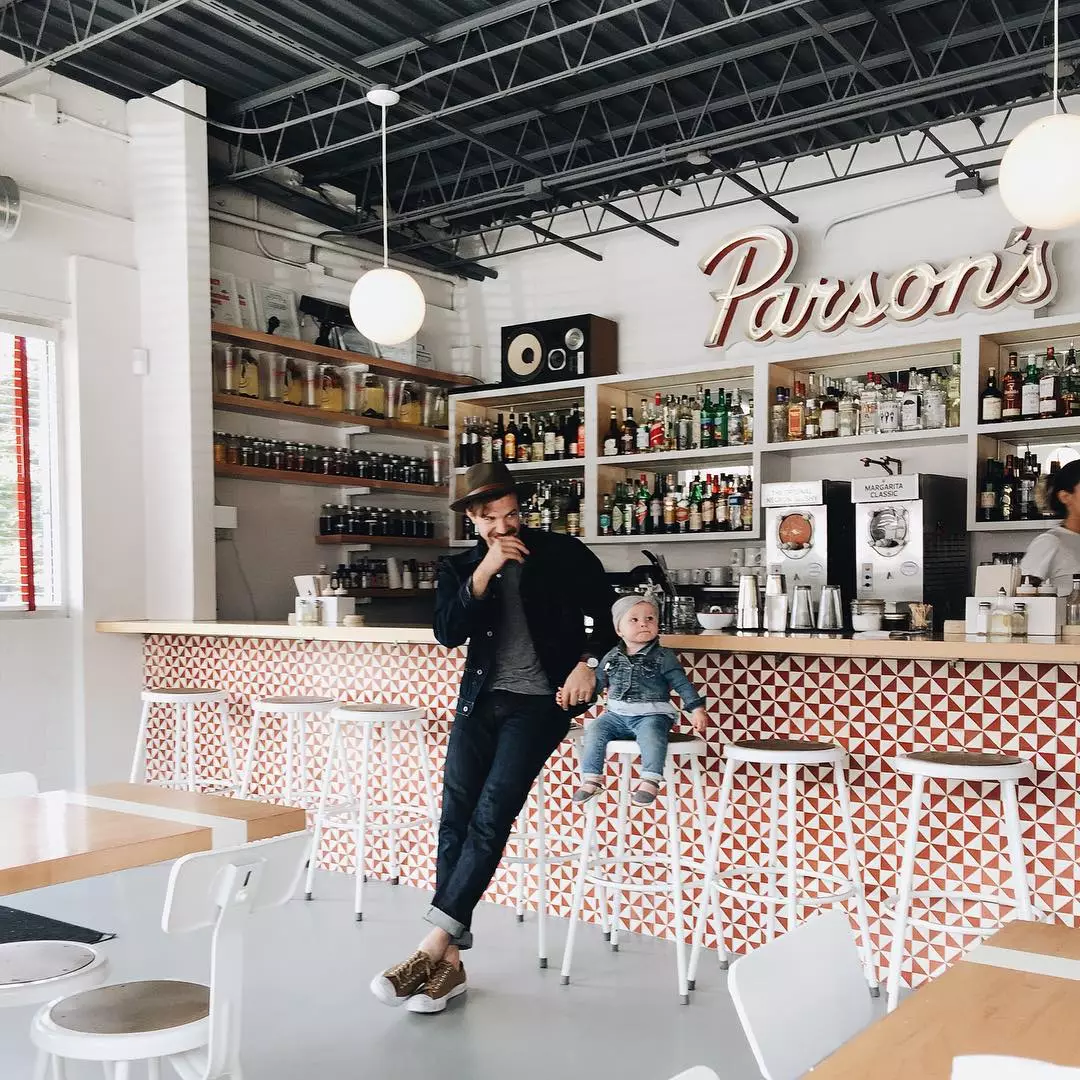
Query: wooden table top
0,783,307,896
813,922,1080,1079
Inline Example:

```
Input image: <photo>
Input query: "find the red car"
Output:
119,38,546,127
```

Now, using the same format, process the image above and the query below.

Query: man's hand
557,662,596,710
471,535,529,597
690,707,708,736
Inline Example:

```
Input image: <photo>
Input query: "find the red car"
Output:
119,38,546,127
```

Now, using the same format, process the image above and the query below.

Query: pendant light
349,87,426,346
999,0,1080,230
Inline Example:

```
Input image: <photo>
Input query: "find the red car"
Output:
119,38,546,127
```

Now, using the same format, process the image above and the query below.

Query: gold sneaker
406,961,467,1014
370,951,435,1007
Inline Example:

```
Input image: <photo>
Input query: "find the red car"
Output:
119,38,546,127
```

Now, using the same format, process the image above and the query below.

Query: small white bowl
697,612,736,631
851,613,883,632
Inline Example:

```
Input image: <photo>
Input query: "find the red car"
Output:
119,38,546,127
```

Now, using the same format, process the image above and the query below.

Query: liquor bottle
727,478,743,531
675,484,690,533
635,399,651,453
860,373,879,434
947,354,962,428
715,387,729,447
517,413,532,463
566,481,582,537
635,474,650,534
924,373,946,430
481,419,493,464
691,388,704,451
532,413,547,463
838,383,856,438
999,455,1018,522
468,415,481,464
787,382,806,440
677,395,694,450
741,476,754,531
741,392,753,444
1019,452,1037,520
662,474,677,533
1021,353,1041,419
900,368,922,432
540,484,553,532
701,472,716,531
803,374,821,439
622,482,635,536
620,406,638,455
458,419,471,467
575,404,586,458
715,475,730,532
877,381,900,433
504,412,518,463
729,391,744,446
770,387,788,443
649,473,663,534
611,483,625,535
978,459,999,523
526,489,542,529
688,478,703,534
1002,352,1022,420
980,368,1003,423
598,493,613,536
553,411,566,459
1067,575,1080,625
820,385,839,438
1040,345,1063,418
649,393,665,450
604,407,620,456
1064,345,1080,417
701,388,715,448
493,413,505,463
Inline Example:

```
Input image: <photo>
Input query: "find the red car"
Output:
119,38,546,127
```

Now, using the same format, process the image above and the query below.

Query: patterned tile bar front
142,634,1080,987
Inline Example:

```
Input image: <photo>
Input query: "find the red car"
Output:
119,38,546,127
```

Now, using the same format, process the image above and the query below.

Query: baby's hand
690,707,708,735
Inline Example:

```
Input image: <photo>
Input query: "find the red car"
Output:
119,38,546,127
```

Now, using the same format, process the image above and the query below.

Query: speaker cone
504,331,543,381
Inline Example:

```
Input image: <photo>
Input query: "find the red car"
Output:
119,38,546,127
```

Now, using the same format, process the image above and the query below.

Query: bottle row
214,344,450,426
977,452,1062,523
600,472,754,537
979,344,1080,424
458,407,585,466
460,480,585,540
317,505,439,538
324,559,438,592
770,361,961,443
214,433,443,486
603,387,754,456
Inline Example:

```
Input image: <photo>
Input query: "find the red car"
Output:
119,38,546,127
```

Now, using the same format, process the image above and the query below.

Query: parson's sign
699,225,1056,348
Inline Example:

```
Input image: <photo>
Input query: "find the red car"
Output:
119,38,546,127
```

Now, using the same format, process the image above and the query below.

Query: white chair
688,738,877,995
31,830,309,1080
304,702,438,919
560,733,710,1003
728,910,875,1080
130,688,240,794
239,695,338,806
0,771,38,797
666,1069,720,1080
953,1058,1080,1079
886,751,1037,1011
505,724,583,968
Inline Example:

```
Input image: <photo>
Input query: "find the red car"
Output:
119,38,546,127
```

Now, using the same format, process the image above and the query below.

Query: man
370,460,616,1014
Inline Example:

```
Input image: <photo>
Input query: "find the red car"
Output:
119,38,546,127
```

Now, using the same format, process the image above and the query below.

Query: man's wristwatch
580,655,599,669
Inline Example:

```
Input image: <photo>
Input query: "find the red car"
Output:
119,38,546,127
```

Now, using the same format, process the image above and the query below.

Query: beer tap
860,455,903,476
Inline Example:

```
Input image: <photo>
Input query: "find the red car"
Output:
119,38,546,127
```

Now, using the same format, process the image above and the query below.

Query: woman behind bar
1021,459,1080,594
369,461,616,1014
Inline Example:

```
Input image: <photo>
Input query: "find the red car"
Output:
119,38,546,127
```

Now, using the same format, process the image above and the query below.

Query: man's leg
432,695,569,948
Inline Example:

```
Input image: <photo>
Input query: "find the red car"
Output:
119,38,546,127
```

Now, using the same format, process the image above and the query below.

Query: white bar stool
239,695,338,806
560,732,710,1003
130,688,240,793
505,724,583,968
305,702,438,919
688,738,877,995
885,750,1037,1012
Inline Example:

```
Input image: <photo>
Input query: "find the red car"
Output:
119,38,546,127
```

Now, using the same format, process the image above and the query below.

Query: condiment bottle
989,588,1013,637
975,601,991,635
1011,602,1028,638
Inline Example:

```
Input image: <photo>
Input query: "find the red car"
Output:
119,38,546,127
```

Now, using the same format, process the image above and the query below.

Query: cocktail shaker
789,585,815,630
764,573,788,633
816,585,844,631
736,574,760,630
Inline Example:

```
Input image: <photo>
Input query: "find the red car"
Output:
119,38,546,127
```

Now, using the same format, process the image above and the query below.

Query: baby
565,593,707,806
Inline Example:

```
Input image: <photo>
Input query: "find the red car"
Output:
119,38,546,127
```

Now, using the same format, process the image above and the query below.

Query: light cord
1054,0,1061,113
381,103,389,268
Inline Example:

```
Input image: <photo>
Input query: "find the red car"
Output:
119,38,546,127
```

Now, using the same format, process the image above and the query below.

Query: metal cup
789,585,815,631
736,574,760,630
816,585,844,631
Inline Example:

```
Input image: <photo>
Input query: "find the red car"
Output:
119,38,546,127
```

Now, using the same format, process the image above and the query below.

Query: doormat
0,906,115,945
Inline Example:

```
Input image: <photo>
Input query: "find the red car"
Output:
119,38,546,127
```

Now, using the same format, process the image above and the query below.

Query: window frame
0,318,65,617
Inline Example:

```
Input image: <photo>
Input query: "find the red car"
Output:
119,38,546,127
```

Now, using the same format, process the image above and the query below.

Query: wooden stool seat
49,981,209,1035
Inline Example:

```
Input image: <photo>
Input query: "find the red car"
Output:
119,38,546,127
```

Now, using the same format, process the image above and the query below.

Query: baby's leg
574,712,628,803
630,714,675,782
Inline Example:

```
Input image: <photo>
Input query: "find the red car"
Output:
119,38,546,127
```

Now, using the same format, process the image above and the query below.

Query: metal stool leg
1001,778,1034,921
217,697,239,791
172,704,184,787
354,723,373,920
129,700,151,784
185,704,197,792
305,721,341,900
297,713,310,804
764,762,783,941
886,773,925,1012
783,761,799,932
384,720,400,885
560,798,599,986
284,713,296,806
609,754,633,951
536,766,549,967
665,762,690,1004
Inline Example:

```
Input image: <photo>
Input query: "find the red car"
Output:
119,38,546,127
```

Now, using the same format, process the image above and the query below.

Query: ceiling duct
0,176,21,240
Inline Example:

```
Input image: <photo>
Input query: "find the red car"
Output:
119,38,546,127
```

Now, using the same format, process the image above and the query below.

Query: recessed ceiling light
1046,58,1075,78
686,150,711,166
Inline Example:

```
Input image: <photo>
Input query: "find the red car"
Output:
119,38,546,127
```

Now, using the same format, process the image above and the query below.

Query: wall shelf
316,534,447,547
591,531,760,544
213,394,446,441
975,416,1080,440
212,323,474,388
596,445,753,470
345,588,434,598
453,459,586,476
214,464,447,497
968,519,1054,532
762,427,964,455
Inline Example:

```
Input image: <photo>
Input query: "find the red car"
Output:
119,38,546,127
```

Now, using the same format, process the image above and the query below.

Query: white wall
470,98,1080,572
0,55,143,786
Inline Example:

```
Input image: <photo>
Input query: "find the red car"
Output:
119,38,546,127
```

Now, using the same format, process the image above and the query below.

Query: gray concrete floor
0,865,763,1080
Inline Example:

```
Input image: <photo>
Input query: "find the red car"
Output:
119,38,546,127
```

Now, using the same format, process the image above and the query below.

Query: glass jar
236,348,261,398
318,504,334,535
239,437,254,468
399,382,423,426
1011,602,1028,637
283,442,298,471
318,365,345,412
282,358,305,406
225,434,240,466
263,351,287,401
213,431,228,465
214,344,237,395
360,373,386,418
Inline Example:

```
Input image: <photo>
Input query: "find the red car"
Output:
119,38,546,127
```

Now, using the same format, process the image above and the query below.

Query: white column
127,80,215,619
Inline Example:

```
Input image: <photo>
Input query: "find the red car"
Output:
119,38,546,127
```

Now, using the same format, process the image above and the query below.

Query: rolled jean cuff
641,771,664,783
425,905,474,951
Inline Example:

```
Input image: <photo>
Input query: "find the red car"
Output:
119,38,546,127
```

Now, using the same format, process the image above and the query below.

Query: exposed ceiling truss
0,0,1076,279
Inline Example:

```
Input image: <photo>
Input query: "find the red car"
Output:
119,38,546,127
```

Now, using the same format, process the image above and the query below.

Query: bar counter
98,618,1080,988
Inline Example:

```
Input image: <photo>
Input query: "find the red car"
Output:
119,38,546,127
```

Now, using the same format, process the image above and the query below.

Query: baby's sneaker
632,780,660,806
572,779,603,804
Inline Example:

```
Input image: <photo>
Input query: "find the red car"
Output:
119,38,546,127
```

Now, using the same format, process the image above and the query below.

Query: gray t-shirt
1020,523,1080,596
488,561,552,695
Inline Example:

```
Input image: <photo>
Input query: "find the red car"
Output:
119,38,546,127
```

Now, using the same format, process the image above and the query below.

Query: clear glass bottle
820,384,839,438
1011,602,1028,638
1067,574,1080,625
975,600,991,635
771,387,788,443
947,354,962,428
989,588,1013,637
1063,345,1080,418
925,373,946,429
900,368,923,432
787,382,806,440
1040,345,1063,418
804,374,821,439
838,382,857,438
860,373,879,434
877,381,899,433
729,390,744,446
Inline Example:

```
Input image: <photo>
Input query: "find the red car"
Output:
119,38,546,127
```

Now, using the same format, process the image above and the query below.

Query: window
0,327,61,610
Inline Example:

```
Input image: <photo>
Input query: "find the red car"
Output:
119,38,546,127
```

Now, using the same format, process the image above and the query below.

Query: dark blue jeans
427,690,568,949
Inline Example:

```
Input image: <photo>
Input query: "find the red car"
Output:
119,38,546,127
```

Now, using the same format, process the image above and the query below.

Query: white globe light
349,266,426,346
999,112,1080,230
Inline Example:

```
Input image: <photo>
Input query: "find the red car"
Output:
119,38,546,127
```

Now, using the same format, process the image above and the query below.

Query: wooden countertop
97,620,1080,664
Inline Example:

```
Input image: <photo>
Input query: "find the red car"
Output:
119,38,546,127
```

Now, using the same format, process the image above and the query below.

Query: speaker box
500,314,617,386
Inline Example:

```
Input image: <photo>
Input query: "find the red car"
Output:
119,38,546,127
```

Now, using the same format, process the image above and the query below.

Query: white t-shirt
1019,523,1080,596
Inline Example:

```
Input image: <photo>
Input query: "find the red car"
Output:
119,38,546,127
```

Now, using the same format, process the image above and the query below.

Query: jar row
318,505,438,539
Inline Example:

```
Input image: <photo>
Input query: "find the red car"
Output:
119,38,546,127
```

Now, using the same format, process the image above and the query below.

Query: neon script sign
699,226,1056,347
